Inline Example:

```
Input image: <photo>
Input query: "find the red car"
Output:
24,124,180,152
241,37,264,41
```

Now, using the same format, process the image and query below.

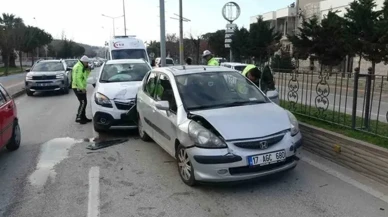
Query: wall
300,123,388,186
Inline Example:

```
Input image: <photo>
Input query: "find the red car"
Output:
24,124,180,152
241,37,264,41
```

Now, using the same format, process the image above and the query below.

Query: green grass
0,67,25,76
280,100,388,149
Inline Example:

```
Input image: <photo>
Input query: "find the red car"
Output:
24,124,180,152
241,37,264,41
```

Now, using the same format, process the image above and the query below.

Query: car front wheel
6,121,21,151
26,89,33,96
138,115,151,141
176,144,196,186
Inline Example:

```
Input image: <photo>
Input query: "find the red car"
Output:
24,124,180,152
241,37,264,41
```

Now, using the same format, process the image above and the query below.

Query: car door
152,73,178,156
137,71,158,139
0,85,13,147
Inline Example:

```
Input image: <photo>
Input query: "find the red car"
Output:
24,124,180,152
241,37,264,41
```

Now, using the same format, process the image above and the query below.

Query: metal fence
274,68,388,139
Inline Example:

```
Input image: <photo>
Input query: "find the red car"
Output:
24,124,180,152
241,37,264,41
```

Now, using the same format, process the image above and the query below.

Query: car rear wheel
6,121,21,151
62,86,69,94
176,144,196,186
138,115,151,141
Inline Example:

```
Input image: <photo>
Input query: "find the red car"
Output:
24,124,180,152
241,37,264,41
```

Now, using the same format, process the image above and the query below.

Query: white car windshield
100,63,151,83
31,62,64,72
175,71,269,110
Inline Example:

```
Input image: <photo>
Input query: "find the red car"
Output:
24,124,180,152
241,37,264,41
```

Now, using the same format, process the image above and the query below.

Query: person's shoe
75,118,81,123
79,119,88,124
82,118,92,123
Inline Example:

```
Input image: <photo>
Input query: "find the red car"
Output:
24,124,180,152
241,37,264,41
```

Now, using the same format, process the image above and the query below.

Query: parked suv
25,60,72,96
0,84,21,151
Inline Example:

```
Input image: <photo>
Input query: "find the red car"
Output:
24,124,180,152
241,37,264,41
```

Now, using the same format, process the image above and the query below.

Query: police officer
242,64,275,93
72,55,92,124
202,50,219,66
242,64,261,86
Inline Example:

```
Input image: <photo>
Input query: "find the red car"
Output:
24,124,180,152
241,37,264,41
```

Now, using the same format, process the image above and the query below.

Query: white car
136,66,302,186
88,59,152,132
155,57,175,67
220,62,247,72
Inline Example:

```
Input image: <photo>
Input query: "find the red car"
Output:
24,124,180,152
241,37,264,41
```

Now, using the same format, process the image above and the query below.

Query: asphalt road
0,72,27,96
0,68,388,217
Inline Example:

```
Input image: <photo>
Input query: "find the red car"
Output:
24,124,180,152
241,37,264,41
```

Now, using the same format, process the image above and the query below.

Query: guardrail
274,68,388,139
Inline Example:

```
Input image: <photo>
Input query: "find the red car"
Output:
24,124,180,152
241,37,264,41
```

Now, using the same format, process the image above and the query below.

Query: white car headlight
56,74,65,79
188,121,226,148
286,110,299,136
95,92,112,107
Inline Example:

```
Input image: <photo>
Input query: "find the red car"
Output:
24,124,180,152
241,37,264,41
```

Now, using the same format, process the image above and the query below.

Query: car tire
138,115,151,141
93,122,107,133
26,89,33,96
63,86,69,94
176,144,196,186
6,121,21,151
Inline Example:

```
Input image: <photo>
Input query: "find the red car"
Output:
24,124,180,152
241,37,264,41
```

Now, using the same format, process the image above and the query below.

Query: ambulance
107,35,150,62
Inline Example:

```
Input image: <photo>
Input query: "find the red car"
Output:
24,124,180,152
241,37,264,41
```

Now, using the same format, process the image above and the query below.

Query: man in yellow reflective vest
72,55,92,124
242,64,261,86
202,50,219,66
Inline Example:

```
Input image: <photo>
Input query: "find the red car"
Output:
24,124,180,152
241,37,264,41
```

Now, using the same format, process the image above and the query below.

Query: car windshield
175,71,269,110
65,60,77,67
100,62,151,82
111,49,147,60
234,65,246,72
31,62,64,72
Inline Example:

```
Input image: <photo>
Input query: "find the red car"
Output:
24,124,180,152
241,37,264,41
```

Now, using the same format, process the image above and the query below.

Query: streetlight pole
179,0,183,65
102,14,123,37
159,0,166,67
123,0,127,36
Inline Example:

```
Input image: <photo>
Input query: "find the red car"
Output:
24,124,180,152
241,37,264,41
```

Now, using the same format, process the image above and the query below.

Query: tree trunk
18,51,23,70
9,52,16,68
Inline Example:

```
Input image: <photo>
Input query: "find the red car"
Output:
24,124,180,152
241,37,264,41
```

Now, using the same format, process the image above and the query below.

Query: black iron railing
274,69,388,139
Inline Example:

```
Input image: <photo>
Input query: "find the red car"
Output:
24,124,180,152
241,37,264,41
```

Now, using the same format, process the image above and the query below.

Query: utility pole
123,0,127,36
159,0,166,67
179,0,183,65
102,14,123,37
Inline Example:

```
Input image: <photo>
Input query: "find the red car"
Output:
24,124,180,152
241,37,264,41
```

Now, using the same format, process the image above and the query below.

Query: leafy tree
288,15,320,68
345,0,385,72
271,49,295,72
207,30,228,57
146,40,160,58
249,16,281,66
0,13,24,73
73,44,86,57
230,27,250,62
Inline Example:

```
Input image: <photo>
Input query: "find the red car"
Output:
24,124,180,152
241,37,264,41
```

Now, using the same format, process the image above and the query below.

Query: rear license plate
248,150,286,166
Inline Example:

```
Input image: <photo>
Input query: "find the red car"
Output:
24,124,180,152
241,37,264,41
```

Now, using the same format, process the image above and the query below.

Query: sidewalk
0,72,27,97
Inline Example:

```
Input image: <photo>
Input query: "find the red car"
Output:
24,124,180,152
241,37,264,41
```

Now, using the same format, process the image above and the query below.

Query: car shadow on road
96,129,139,140
31,91,70,98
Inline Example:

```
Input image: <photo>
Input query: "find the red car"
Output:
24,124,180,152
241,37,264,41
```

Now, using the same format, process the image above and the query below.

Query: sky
1,0,292,47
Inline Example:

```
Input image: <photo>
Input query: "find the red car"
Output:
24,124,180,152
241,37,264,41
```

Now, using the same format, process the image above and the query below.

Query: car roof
65,59,77,61
157,65,236,76
221,62,247,66
36,60,63,63
105,59,147,64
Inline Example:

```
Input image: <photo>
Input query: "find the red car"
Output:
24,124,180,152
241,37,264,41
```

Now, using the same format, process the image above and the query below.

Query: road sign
225,39,232,43
225,44,230,48
226,23,237,29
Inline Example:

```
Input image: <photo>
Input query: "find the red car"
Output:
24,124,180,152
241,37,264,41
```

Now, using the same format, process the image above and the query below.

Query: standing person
185,57,192,65
72,55,92,124
202,50,219,66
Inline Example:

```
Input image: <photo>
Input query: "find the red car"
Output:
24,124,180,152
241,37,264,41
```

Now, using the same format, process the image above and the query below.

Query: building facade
249,0,388,75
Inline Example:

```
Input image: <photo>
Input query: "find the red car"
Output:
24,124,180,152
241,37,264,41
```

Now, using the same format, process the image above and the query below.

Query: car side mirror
266,90,278,99
25,68,30,72
155,101,169,111
66,67,72,71
87,77,97,85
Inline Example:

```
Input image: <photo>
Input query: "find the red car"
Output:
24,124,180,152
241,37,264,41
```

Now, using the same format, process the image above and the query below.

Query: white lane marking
88,167,100,217
301,155,388,204
5,81,25,89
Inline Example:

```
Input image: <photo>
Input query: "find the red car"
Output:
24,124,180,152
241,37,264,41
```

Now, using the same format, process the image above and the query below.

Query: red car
0,83,21,151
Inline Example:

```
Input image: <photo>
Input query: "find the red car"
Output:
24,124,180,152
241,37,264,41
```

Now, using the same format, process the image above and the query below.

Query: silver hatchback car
136,66,302,186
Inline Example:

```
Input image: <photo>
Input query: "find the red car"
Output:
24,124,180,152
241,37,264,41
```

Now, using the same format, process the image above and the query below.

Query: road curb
11,89,26,98
300,122,388,186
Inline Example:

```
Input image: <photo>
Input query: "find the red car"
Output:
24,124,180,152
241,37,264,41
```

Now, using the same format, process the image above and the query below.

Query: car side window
155,74,177,113
0,85,11,101
0,91,6,106
143,71,158,98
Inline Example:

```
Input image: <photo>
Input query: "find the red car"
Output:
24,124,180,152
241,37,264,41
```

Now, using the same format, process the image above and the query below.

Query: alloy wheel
178,148,191,181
